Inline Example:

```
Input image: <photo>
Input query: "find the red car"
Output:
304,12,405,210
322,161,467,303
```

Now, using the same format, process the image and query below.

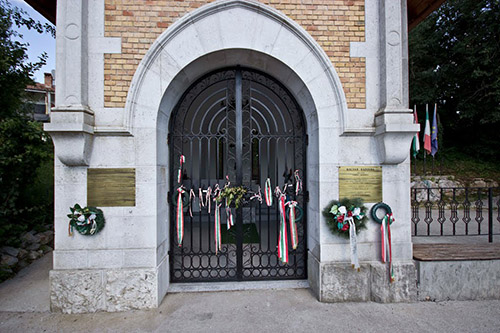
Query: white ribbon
346,216,359,270
199,188,205,209
206,186,213,213
188,189,196,217
249,186,263,203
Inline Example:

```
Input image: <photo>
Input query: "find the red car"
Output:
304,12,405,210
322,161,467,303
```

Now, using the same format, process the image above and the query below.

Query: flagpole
412,104,415,175
432,151,435,174
412,104,419,175
438,111,443,174
431,103,439,174
432,103,435,174
423,148,427,175
423,104,427,175
414,140,417,176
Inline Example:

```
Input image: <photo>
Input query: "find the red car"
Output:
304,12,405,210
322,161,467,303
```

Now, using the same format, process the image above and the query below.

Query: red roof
26,82,55,93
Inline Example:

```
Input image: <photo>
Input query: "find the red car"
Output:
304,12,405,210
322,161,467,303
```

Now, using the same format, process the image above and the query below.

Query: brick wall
104,0,365,109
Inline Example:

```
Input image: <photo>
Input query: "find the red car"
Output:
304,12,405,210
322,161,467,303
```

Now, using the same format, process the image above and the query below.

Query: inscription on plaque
339,166,382,202
87,168,136,207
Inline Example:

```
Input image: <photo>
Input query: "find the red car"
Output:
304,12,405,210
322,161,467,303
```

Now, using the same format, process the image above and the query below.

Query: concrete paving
0,252,51,312
1,252,500,332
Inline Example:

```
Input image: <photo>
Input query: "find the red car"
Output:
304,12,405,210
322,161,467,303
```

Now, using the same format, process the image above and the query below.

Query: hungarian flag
412,105,420,157
431,104,438,156
423,104,431,154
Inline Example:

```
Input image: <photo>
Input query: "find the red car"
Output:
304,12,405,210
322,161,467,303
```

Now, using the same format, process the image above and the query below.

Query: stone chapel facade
44,0,418,313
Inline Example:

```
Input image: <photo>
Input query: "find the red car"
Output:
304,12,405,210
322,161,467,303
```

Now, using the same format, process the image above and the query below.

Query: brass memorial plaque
87,168,136,207
338,166,382,203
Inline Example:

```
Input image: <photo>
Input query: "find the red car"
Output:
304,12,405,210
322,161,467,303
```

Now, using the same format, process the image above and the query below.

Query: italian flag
423,104,431,154
412,106,420,157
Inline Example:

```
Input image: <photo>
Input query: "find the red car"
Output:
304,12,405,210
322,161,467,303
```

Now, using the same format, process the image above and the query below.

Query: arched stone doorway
168,67,307,282
125,0,346,302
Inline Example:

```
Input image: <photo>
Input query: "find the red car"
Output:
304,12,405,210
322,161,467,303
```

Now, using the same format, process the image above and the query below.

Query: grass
412,149,500,185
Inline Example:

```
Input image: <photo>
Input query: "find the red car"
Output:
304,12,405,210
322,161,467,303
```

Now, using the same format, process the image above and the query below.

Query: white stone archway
46,0,419,313
124,0,348,301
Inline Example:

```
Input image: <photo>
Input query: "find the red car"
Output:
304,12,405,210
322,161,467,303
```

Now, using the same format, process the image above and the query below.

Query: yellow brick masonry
103,0,365,109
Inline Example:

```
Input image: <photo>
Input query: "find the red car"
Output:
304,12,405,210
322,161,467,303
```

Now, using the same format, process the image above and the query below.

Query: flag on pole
431,103,438,156
412,105,420,157
423,104,431,154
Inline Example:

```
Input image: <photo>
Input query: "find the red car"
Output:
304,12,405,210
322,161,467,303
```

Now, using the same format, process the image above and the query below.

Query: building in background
25,72,55,122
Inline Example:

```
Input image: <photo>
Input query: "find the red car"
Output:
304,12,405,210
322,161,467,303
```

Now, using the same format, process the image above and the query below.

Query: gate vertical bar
235,68,243,279
488,187,493,243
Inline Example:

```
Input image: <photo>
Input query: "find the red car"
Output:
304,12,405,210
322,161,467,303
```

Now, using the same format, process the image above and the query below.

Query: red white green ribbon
381,213,395,282
286,201,299,250
277,193,288,263
176,187,185,246
264,178,273,206
214,201,222,254
177,155,185,184
346,217,359,270
294,170,302,196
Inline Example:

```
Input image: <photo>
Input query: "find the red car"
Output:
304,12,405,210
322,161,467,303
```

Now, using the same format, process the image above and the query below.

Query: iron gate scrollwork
169,67,307,282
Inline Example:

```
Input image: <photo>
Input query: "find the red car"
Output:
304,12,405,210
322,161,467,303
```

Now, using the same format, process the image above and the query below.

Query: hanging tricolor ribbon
346,216,360,270
285,201,299,250
177,155,185,184
381,213,396,282
214,201,222,254
294,170,302,196
277,193,288,263
188,189,195,217
264,178,273,206
225,198,234,230
176,187,185,246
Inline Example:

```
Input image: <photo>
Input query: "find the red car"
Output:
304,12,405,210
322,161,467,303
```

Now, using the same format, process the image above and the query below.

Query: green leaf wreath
217,186,247,209
322,198,368,239
67,204,105,236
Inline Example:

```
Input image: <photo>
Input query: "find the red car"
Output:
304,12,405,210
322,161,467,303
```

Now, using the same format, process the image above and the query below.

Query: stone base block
416,260,500,301
50,268,158,313
320,263,371,302
371,261,417,303
309,257,417,303
50,270,105,313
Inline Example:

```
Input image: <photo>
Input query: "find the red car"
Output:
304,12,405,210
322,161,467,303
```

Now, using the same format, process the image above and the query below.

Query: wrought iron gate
169,68,307,282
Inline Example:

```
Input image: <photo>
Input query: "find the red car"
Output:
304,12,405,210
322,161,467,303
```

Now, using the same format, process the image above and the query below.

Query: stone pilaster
44,0,94,166
375,0,418,164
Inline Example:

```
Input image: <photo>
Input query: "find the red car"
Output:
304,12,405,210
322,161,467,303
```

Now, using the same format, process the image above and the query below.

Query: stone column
371,0,418,303
44,0,94,166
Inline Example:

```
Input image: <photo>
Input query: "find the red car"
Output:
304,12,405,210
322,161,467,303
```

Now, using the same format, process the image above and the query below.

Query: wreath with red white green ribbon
322,198,368,239
323,198,368,270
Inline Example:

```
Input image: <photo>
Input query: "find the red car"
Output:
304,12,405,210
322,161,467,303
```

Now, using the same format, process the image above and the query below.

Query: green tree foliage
409,0,500,160
0,0,54,246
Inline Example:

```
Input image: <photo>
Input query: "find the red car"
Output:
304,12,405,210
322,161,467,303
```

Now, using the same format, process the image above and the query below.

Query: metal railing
411,187,500,242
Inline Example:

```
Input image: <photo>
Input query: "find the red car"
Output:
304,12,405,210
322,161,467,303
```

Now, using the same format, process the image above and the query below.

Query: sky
10,0,56,84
